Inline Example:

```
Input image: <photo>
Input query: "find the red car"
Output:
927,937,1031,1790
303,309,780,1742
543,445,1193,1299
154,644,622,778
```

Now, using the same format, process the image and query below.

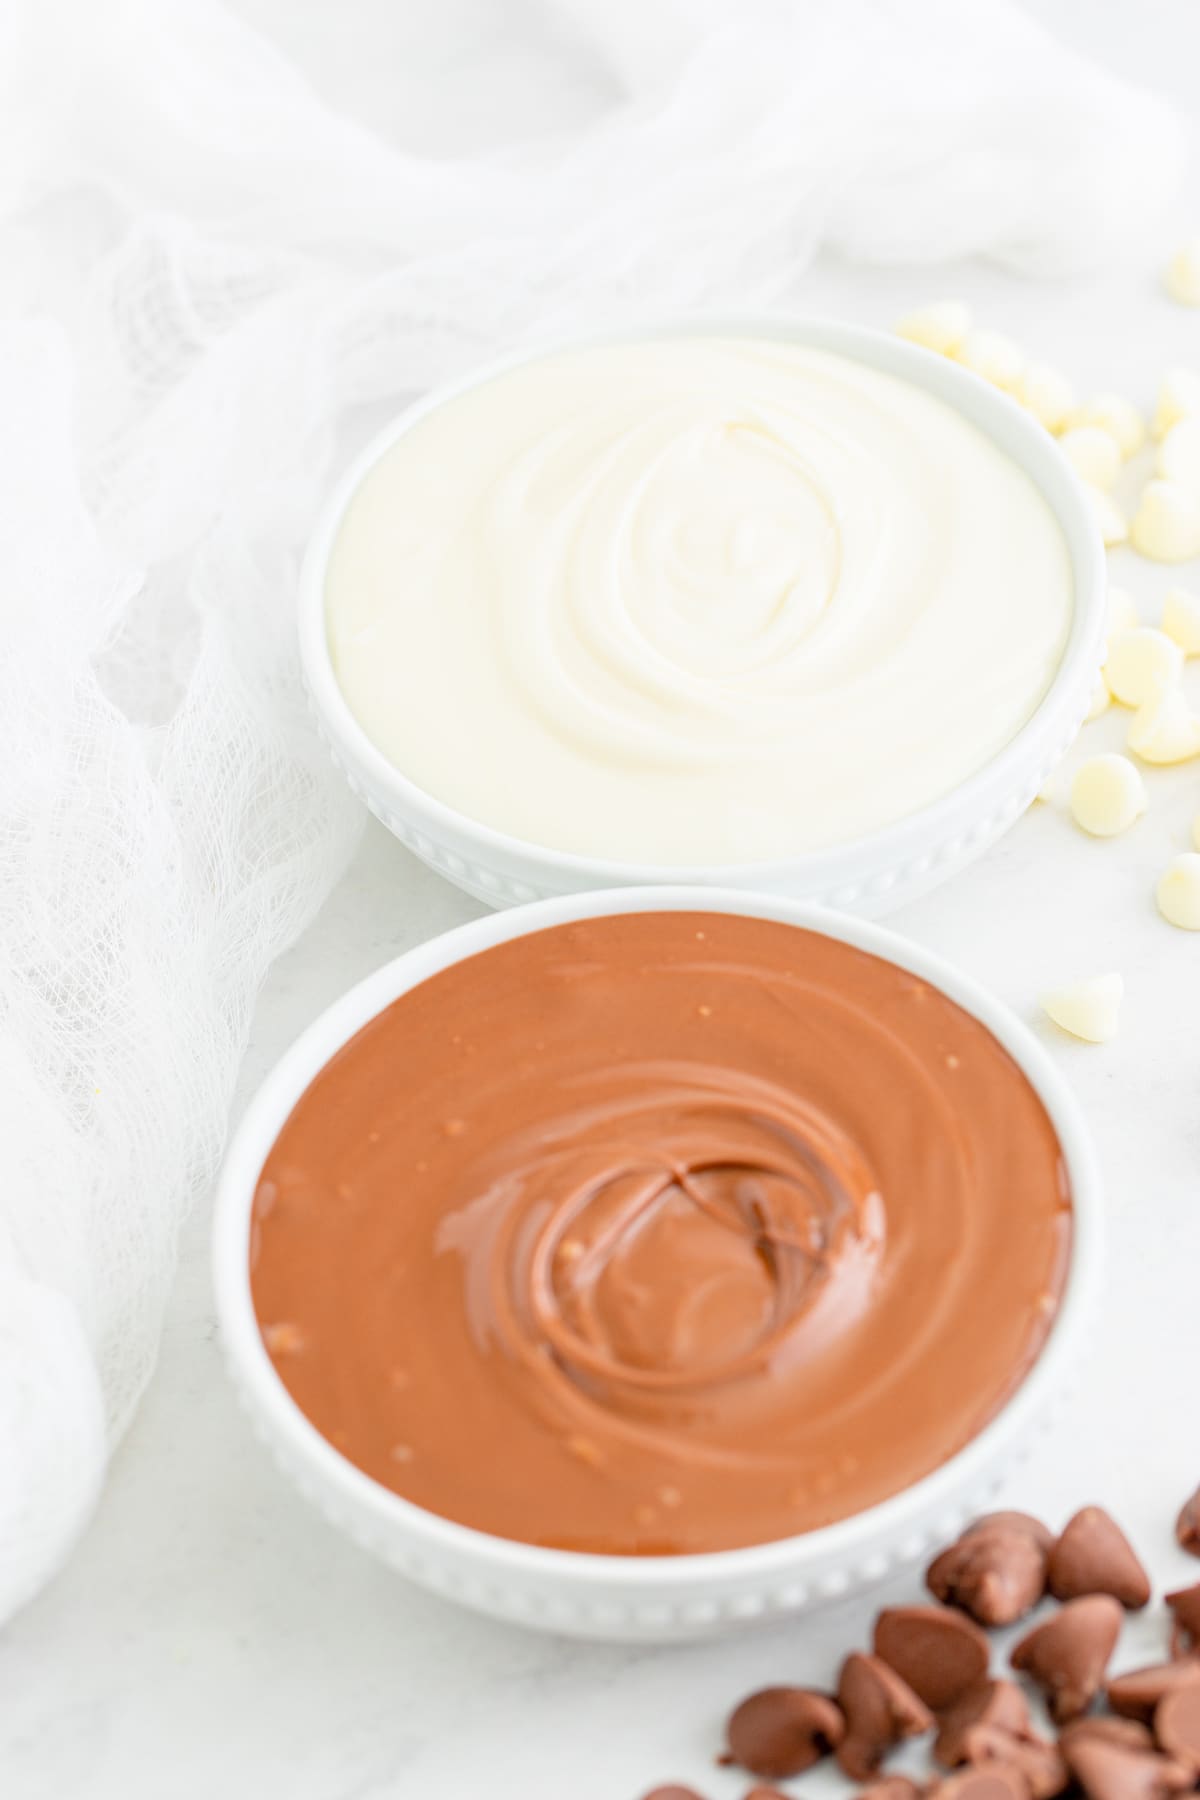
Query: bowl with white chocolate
300,319,1106,913
213,888,1102,1642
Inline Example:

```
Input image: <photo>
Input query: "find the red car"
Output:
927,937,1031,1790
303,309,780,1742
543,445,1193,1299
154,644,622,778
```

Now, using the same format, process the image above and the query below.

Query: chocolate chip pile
641,1484,1200,1799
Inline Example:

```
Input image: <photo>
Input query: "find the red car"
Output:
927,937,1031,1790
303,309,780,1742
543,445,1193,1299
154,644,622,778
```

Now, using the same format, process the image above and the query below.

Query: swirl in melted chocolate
251,914,1071,1555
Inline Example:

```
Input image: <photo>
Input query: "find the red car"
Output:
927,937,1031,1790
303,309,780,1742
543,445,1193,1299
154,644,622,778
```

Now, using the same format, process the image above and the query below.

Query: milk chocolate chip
1107,1659,1200,1722
934,1680,1032,1766
931,1767,1033,1798
1165,1582,1200,1656
935,1684,1065,1800
1176,1486,1200,1558
928,1525,1047,1627
1061,1735,1194,1799
835,1651,932,1781
874,1606,991,1710
642,1498,1200,1800
1061,1716,1157,1753
1046,1507,1151,1609
970,1512,1054,1554
1010,1594,1124,1722
1155,1680,1200,1772
954,1726,1067,1799
723,1687,844,1778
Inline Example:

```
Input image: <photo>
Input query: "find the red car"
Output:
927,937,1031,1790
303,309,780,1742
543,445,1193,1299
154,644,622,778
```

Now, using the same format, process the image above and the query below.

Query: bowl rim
212,886,1103,1587
298,313,1106,886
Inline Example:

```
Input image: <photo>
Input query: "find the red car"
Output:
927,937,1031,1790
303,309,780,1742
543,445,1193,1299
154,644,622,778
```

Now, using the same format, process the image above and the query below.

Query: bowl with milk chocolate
301,319,1105,914
213,891,1101,1642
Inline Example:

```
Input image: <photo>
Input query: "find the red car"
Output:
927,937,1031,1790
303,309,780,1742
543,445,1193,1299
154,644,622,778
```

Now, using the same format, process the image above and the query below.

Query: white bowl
213,888,1103,1643
300,316,1106,916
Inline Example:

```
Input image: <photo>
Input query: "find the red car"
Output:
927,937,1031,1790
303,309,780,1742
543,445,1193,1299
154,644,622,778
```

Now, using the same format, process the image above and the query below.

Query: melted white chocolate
326,337,1073,862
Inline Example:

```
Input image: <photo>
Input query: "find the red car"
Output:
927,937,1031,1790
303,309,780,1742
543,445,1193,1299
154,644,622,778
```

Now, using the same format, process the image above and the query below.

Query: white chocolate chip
1162,586,1200,655
1069,753,1147,837
1072,393,1145,459
1153,368,1200,440
1127,686,1200,764
1157,418,1200,494
1103,626,1183,706
1018,362,1075,433
954,328,1025,391
1084,679,1110,722
1040,973,1123,1044
1106,586,1140,644
1087,485,1128,548
1060,425,1122,492
1130,479,1200,562
895,301,970,356
1157,853,1200,930
1165,242,1200,309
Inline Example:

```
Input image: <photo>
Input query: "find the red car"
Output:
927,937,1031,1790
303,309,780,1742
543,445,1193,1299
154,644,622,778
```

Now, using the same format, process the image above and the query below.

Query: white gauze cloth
0,0,1185,1622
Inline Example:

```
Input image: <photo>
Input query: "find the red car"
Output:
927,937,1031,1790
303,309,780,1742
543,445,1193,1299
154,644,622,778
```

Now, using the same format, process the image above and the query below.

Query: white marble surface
4,5,1200,1796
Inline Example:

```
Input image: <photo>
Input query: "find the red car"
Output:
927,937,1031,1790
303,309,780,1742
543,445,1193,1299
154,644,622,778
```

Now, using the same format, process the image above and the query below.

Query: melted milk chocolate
251,914,1071,1555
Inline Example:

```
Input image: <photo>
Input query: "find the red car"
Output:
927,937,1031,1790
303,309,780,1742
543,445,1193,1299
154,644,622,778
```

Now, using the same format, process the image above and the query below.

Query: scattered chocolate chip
969,1511,1054,1555
956,1724,1067,1799
1008,1740,1067,1799
930,1765,1033,1797
724,1686,844,1778
1061,1716,1157,1753
928,1525,1047,1627
935,1680,1032,1766
937,1687,1065,1800
641,1498,1200,1800
1155,1679,1200,1771
1010,1594,1124,1723
1107,1659,1200,1722
875,1605,991,1710
1046,1507,1151,1610
1061,1735,1194,1799
836,1650,933,1780
1166,1583,1200,1657
1176,1486,1200,1559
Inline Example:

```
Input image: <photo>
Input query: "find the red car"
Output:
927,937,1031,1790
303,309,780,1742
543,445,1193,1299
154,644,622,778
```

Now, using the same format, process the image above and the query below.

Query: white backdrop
1,4,1199,1796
